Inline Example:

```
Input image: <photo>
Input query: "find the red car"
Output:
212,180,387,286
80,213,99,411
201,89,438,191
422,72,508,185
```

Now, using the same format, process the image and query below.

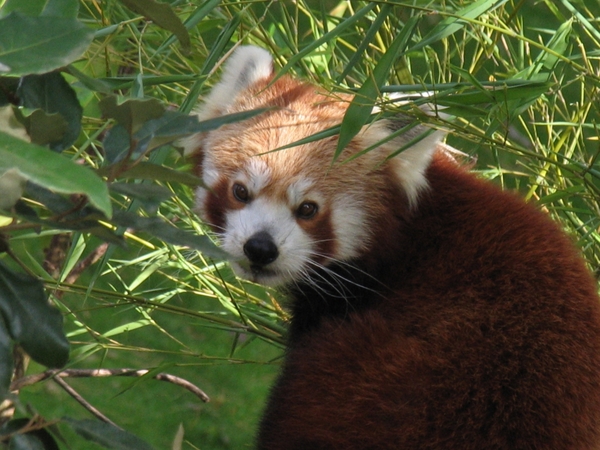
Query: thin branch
11,368,210,403
52,376,120,428
63,242,109,286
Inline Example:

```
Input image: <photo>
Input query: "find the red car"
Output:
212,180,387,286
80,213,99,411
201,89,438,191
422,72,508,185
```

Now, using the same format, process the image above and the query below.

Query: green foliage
0,0,599,448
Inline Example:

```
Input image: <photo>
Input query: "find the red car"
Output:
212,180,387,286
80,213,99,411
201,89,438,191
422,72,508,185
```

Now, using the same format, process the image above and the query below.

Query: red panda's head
182,46,444,286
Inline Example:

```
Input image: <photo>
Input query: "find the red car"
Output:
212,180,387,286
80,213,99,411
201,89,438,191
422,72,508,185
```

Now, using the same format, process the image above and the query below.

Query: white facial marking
222,197,314,285
244,158,272,193
201,154,221,187
286,178,316,206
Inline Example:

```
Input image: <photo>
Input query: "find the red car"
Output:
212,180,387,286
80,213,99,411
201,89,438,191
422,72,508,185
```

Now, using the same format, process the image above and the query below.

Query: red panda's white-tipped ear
388,129,445,209
203,46,274,114
377,93,449,209
181,46,274,157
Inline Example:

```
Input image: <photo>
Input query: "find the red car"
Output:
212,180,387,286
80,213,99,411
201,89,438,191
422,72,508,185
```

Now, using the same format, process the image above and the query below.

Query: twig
11,368,210,403
52,376,120,428
63,242,109,286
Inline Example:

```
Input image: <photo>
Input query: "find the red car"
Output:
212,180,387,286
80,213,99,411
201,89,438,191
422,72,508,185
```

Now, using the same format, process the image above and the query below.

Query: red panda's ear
358,115,446,209
181,46,274,157
366,93,450,209
201,46,274,117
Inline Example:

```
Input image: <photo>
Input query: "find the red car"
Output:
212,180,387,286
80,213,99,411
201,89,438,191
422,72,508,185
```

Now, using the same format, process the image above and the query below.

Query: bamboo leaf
408,0,508,53
0,132,112,217
63,418,155,450
0,262,69,370
119,0,191,54
275,3,377,81
336,15,420,158
17,72,82,151
0,13,93,75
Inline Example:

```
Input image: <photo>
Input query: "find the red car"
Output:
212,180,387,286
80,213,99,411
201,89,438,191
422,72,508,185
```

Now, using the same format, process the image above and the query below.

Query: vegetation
0,0,598,448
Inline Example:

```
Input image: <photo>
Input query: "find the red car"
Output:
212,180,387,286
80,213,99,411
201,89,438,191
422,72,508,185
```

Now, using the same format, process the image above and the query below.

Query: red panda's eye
297,202,318,220
233,183,250,203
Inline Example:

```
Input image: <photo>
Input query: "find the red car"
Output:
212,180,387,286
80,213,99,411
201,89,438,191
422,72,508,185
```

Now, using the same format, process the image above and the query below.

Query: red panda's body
183,46,600,449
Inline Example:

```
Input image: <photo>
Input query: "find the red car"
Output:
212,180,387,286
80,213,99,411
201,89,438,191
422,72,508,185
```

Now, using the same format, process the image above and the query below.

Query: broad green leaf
336,15,420,158
17,109,68,147
0,13,94,76
1,418,60,449
0,261,69,368
109,182,173,213
63,418,154,450
0,132,112,217
0,0,77,18
103,124,132,163
99,97,165,135
41,0,79,18
119,0,191,54
0,0,46,17
109,183,172,203
112,212,229,260
17,72,82,151
0,169,26,210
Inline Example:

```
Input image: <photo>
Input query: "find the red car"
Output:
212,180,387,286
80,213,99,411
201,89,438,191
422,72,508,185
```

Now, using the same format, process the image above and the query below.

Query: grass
4,0,600,448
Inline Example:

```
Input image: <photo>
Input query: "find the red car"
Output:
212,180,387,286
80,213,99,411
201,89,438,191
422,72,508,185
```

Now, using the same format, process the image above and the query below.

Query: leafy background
0,0,599,449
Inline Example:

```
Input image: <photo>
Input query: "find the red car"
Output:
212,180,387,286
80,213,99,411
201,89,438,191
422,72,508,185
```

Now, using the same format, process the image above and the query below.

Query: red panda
182,46,600,449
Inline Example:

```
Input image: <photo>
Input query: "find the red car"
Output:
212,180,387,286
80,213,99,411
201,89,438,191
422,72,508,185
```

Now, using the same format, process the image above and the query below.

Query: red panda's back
257,153,600,450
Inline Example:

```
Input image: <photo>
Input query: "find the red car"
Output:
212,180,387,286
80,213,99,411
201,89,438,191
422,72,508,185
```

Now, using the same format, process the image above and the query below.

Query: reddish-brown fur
257,153,600,449
186,48,600,449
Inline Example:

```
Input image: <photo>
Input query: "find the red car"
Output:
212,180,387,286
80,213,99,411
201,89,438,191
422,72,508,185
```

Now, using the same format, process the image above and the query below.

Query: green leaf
100,162,204,186
63,418,154,450
112,212,229,260
41,0,79,18
17,72,82,151
153,0,220,55
0,13,94,76
0,0,78,18
408,0,508,54
0,0,45,17
0,132,112,217
0,317,12,398
275,3,376,81
336,4,392,84
99,97,165,135
336,15,420,158
0,106,30,142
109,183,173,214
119,0,191,54
0,261,69,369
18,109,68,147
103,125,132,163
2,419,60,450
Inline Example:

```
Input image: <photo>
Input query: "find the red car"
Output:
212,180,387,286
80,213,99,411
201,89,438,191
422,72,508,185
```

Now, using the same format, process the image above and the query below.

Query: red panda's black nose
244,231,279,266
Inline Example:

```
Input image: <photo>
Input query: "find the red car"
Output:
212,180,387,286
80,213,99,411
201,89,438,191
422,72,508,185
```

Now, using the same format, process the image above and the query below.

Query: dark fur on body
182,46,600,449
258,153,600,449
